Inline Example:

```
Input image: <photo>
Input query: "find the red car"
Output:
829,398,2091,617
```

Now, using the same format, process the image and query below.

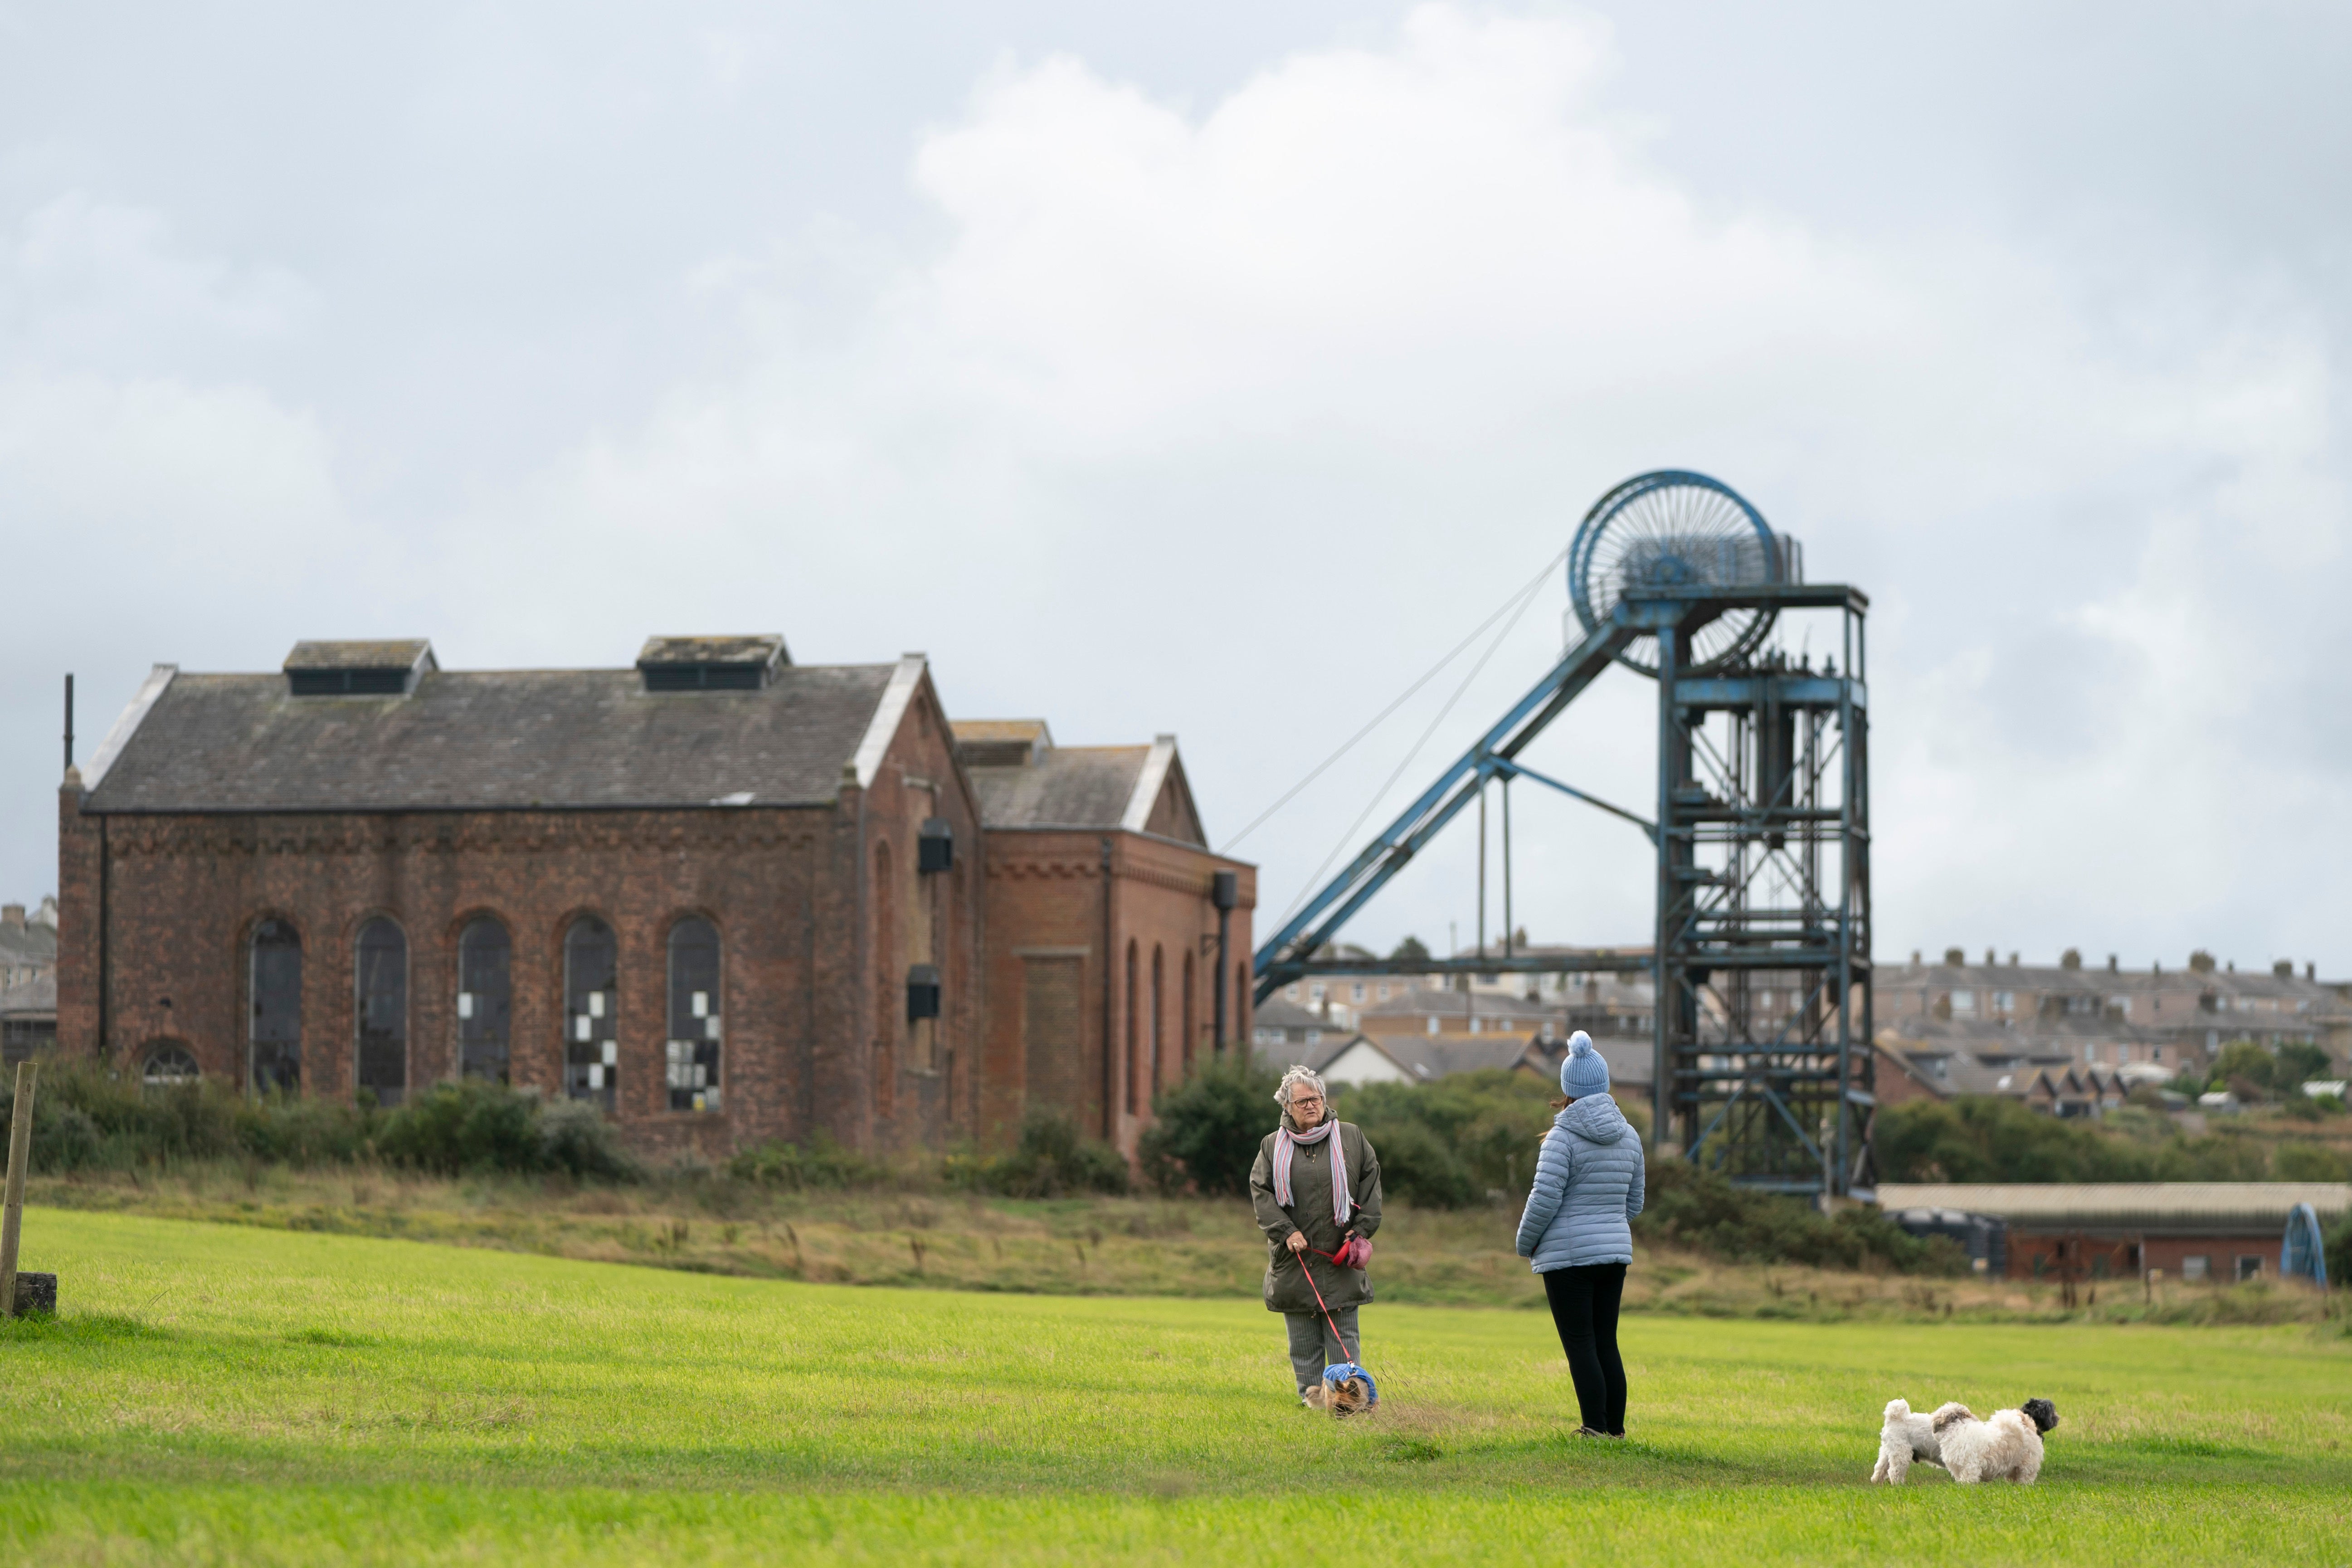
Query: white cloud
2,3,2344,974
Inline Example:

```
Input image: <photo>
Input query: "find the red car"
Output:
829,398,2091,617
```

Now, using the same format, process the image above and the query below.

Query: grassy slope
25,1163,2334,1326
0,1207,2346,1565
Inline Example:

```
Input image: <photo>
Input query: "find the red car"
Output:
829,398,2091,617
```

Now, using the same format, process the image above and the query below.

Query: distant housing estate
0,897,59,1062
1875,947,2350,1114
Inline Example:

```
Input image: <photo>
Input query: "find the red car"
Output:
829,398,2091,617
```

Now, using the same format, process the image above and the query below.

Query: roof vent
951,718,1055,769
285,641,436,696
637,635,789,692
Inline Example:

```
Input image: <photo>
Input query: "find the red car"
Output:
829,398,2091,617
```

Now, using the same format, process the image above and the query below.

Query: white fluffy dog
1869,1398,1972,1484
1930,1398,2060,1485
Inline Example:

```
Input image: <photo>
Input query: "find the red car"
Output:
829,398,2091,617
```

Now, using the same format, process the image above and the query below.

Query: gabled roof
962,733,1208,846
79,659,908,813
0,972,55,1018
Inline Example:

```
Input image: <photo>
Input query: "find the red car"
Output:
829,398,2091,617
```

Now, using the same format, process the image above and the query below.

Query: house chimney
2107,954,2118,973
2061,949,2082,970
0,904,22,931
2189,950,2215,974
1944,947,1965,967
2308,963,2318,982
2274,959,2294,980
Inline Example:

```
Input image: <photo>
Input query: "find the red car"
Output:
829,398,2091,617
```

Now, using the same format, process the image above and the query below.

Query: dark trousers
1543,1263,1628,1434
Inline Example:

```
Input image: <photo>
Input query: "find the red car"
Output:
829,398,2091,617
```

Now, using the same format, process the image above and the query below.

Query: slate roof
0,972,55,1019
81,664,898,813
964,746,1150,830
0,917,55,969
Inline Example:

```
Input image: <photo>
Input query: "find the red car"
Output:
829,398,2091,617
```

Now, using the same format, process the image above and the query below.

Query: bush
2210,1039,2277,1096
954,1110,1129,1199
1138,1052,1280,1197
1359,1117,1480,1209
1636,1161,1965,1275
1334,1069,1561,1206
2328,1214,2352,1292
727,1133,892,1190
375,1080,638,1180
2272,1142,2350,1182
0,1058,376,1172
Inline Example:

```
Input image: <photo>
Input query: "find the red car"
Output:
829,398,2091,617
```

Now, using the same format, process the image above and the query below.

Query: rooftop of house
0,906,57,966
1876,1181,2352,1232
957,728,1206,845
78,645,921,814
0,971,55,1018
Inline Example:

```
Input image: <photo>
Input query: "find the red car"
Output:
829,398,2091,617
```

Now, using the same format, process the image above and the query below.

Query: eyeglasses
1290,1095,1324,1109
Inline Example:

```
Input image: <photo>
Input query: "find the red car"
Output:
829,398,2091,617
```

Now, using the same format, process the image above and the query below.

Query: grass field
2,1207,2348,1565
26,1161,2336,1326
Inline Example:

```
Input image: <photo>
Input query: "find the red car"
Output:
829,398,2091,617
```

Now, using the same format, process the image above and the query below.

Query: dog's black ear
2023,1398,2059,1433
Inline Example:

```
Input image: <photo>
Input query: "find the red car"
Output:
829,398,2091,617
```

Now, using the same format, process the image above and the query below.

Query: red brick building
54,638,1250,1161
955,720,1255,1159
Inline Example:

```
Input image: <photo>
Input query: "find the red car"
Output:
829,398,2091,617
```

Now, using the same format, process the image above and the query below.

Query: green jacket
1249,1120,1383,1314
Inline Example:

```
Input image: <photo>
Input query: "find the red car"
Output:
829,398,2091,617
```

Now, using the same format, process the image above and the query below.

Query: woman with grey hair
1249,1065,1383,1406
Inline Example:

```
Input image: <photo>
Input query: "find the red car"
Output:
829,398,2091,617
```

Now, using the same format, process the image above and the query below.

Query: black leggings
1543,1263,1627,1435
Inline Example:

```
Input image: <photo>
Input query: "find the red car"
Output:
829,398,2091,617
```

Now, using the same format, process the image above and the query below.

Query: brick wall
53,671,986,1161
978,826,1253,1159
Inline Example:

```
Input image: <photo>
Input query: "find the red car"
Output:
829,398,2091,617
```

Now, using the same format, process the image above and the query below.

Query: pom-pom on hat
1560,1031,1610,1097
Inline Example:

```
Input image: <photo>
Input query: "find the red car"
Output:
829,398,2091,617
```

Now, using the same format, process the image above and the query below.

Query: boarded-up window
565,917,619,1111
249,918,302,1096
354,917,407,1107
1023,956,1085,1121
458,917,512,1083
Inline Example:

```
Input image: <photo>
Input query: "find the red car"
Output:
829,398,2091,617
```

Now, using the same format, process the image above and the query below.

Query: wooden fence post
0,1060,35,1317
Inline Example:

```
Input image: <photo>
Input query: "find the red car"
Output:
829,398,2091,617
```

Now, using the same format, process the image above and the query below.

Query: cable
1221,544,1569,854
1274,556,1554,930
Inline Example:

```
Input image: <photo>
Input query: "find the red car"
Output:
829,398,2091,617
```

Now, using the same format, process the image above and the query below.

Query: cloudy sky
4,2,2347,974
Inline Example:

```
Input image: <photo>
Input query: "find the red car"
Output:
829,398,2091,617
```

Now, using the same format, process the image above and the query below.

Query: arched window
354,917,407,1106
141,1041,200,1091
1150,944,1165,1098
248,918,302,1096
565,916,618,1110
667,917,722,1113
1124,939,1139,1115
458,917,512,1083
1182,950,1196,1076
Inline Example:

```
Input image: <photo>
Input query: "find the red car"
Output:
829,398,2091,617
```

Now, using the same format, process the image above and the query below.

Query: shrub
1334,1069,1559,1203
536,1097,641,1181
955,1110,1129,1199
2272,1142,2350,1183
2210,1039,2276,1095
2328,1214,2352,1292
727,1134,892,1190
375,1080,638,1180
1358,1117,1480,1209
1138,1052,1280,1197
1636,1161,1965,1275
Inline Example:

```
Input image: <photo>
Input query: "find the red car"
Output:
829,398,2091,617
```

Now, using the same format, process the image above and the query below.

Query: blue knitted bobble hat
1560,1030,1610,1098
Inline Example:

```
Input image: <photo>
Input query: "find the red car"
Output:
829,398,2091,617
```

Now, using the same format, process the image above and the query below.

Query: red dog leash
1293,1231,1370,1363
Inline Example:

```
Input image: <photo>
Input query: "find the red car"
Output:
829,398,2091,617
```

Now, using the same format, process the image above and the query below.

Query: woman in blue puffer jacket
1516,1032,1644,1438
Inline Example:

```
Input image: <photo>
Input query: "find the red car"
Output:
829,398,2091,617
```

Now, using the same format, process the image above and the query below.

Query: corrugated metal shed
1877,1182,2352,1235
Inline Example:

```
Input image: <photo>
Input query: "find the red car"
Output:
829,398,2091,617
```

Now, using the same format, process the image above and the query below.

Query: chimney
2274,959,2294,981
1985,948,1996,966
0,904,21,931
1943,947,1965,967
2107,954,2118,973
2308,963,2318,982
2061,949,2082,971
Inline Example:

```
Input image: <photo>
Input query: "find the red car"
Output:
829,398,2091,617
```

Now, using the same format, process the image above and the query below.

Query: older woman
1250,1065,1383,1406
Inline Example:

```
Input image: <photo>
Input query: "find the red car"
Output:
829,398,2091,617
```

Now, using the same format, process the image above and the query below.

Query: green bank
0,1209,2345,1563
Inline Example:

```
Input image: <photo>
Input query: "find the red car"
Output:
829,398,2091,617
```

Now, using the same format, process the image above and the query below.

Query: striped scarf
1272,1118,1351,1227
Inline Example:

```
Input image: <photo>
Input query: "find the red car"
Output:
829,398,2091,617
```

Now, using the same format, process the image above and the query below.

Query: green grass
1,1208,2347,1564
